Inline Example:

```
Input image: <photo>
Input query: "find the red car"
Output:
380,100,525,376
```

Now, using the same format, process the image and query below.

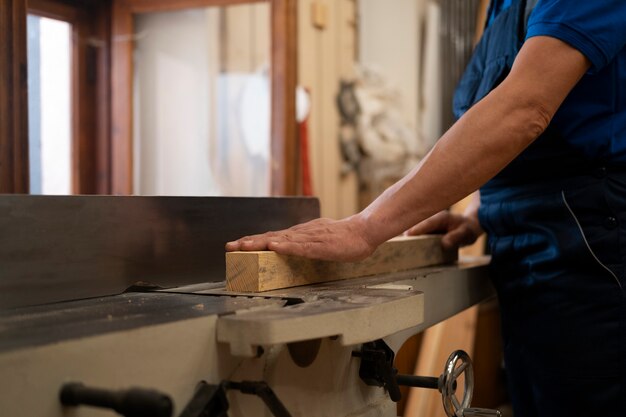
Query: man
227,0,626,414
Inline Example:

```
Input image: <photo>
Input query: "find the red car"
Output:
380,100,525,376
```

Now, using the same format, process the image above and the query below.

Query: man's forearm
355,36,590,247
357,84,546,245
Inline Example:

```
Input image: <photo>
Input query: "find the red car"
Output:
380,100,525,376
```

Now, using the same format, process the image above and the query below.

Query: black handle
60,382,173,417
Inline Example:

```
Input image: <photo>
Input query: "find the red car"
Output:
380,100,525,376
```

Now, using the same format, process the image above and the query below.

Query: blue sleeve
526,0,626,72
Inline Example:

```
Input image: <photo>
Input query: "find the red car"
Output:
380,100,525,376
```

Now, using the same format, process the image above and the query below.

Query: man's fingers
407,211,450,236
225,241,239,251
225,236,256,251
238,238,272,251
441,224,476,249
226,234,272,252
227,230,308,252
273,240,333,259
268,240,317,258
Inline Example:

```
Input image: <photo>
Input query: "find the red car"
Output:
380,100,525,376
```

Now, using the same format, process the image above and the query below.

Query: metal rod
396,375,440,390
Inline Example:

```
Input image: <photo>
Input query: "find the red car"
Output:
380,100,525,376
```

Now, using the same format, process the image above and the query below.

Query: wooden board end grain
225,235,457,292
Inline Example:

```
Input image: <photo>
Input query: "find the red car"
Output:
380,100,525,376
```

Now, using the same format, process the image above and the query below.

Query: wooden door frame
111,0,298,195
0,0,111,195
0,0,29,193
27,0,112,195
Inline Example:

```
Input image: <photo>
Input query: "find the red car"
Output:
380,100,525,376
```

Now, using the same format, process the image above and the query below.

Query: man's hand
407,210,483,250
225,215,378,262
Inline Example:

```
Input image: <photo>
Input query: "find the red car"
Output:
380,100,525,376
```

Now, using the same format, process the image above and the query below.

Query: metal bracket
178,381,292,417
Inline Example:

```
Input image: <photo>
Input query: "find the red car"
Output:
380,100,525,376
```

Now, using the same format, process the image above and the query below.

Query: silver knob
440,351,502,417
440,350,473,417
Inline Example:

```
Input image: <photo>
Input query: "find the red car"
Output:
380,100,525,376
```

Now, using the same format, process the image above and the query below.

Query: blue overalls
454,0,626,415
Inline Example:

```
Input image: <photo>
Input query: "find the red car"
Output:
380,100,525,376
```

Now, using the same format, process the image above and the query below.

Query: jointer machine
0,195,501,417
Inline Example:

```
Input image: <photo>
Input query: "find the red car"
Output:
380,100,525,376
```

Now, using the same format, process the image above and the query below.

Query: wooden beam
111,0,133,195
270,0,298,195
125,0,266,14
226,235,457,292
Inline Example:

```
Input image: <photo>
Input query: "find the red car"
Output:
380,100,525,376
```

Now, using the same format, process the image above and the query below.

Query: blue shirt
488,0,626,163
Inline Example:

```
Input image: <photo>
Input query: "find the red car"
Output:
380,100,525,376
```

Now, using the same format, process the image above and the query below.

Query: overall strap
524,0,539,30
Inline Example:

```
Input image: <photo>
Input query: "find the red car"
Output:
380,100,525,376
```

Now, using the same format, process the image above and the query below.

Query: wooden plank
226,235,457,292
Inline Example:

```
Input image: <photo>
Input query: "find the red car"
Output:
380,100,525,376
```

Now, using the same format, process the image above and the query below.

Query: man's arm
226,36,591,261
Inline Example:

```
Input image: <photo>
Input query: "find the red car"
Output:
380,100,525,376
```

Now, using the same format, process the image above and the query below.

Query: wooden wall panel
94,2,112,194
318,0,340,214
297,0,319,198
297,0,358,218
334,0,359,217
253,4,270,68
222,3,269,72
0,0,30,193
223,5,253,72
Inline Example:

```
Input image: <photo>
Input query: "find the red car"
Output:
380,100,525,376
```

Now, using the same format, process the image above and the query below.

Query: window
0,0,296,195
25,0,111,195
27,15,72,194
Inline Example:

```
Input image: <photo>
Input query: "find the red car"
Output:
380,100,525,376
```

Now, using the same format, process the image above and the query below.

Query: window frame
0,0,29,193
26,0,112,194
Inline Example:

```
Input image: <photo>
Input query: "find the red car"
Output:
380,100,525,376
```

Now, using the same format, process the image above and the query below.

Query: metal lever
354,340,455,402
224,381,292,417
60,382,173,417
354,341,501,417
178,380,291,417
352,339,402,401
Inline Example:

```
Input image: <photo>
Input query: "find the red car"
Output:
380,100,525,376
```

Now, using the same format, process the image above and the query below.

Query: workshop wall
298,0,360,219
300,0,432,218
358,0,421,132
